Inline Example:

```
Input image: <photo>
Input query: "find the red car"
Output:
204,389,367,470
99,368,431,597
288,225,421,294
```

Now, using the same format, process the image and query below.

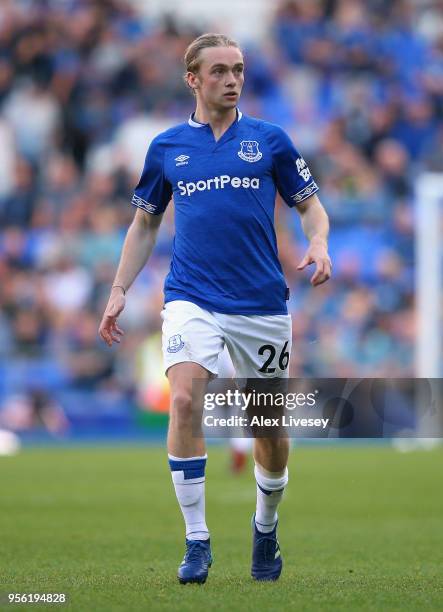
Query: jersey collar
188,108,243,128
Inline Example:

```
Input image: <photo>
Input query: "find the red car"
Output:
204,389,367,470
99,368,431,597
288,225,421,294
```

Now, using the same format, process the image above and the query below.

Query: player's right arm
99,134,172,347
98,208,163,347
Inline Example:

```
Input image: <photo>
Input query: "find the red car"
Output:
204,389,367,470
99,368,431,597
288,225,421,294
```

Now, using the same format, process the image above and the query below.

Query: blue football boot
178,538,212,584
251,514,282,581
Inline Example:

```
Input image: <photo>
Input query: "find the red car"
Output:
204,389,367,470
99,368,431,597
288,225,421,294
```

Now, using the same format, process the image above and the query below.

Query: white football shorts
161,300,292,379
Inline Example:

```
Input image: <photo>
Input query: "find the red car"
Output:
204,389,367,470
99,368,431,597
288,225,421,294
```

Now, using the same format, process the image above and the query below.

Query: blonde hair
183,33,241,76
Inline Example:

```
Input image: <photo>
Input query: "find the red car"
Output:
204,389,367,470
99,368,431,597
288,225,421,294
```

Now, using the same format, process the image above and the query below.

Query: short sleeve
131,137,172,215
265,125,319,207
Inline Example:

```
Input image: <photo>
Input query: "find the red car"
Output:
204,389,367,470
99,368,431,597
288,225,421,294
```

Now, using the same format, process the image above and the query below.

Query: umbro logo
175,155,190,166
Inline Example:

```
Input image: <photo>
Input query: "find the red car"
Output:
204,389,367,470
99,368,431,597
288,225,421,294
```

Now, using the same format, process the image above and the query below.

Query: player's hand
98,288,126,347
297,237,332,286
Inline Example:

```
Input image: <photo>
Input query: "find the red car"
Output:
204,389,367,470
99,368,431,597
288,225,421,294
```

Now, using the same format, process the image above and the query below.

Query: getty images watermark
203,389,329,431
191,378,443,438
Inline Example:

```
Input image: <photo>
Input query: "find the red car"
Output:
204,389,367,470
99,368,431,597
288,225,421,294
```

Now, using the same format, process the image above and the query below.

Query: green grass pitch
1,445,442,611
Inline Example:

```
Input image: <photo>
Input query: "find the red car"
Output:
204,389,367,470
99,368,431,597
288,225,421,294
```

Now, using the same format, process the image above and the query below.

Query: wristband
311,236,328,246
112,285,126,295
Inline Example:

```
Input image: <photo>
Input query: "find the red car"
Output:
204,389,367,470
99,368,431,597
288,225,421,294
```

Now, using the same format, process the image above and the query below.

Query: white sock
168,454,209,541
254,463,288,533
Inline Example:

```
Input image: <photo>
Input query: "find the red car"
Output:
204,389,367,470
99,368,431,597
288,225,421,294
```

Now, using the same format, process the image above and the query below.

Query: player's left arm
263,122,332,285
295,193,332,286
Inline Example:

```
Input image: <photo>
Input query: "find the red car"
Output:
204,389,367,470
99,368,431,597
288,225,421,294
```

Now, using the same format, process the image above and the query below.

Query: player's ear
186,71,199,92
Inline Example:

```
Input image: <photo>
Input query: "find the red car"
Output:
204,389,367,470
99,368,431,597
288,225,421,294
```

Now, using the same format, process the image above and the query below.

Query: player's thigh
161,300,224,378
167,361,211,419
223,314,292,379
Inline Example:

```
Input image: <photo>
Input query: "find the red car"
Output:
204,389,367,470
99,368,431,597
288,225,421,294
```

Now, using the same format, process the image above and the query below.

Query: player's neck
193,105,237,141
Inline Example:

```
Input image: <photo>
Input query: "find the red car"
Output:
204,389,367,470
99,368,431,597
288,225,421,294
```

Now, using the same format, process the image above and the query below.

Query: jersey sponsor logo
167,334,185,353
238,140,263,163
177,175,260,196
175,154,190,166
295,157,312,181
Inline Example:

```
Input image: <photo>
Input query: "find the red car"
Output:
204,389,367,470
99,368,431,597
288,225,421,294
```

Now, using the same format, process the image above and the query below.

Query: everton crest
238,140,262,163
167,334,185,353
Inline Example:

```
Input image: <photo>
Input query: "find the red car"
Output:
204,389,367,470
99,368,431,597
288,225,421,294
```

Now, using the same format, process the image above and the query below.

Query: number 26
258,341,289,373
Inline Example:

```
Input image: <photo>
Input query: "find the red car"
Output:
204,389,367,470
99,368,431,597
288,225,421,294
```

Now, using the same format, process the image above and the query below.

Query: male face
187,46,245,111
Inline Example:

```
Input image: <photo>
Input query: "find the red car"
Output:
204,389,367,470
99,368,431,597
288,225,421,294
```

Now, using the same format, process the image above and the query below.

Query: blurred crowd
0,0,442,423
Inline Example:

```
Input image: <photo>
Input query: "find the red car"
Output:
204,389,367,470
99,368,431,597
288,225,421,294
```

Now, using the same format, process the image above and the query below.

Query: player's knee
170,390,193,425
274,437,290,452
255,437,289,465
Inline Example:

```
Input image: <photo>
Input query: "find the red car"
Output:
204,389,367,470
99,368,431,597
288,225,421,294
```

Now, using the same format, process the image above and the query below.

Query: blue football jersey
132,110,319,315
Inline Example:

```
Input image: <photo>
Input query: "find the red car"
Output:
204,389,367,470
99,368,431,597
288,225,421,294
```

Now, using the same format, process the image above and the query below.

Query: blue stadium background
0,0,441,442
